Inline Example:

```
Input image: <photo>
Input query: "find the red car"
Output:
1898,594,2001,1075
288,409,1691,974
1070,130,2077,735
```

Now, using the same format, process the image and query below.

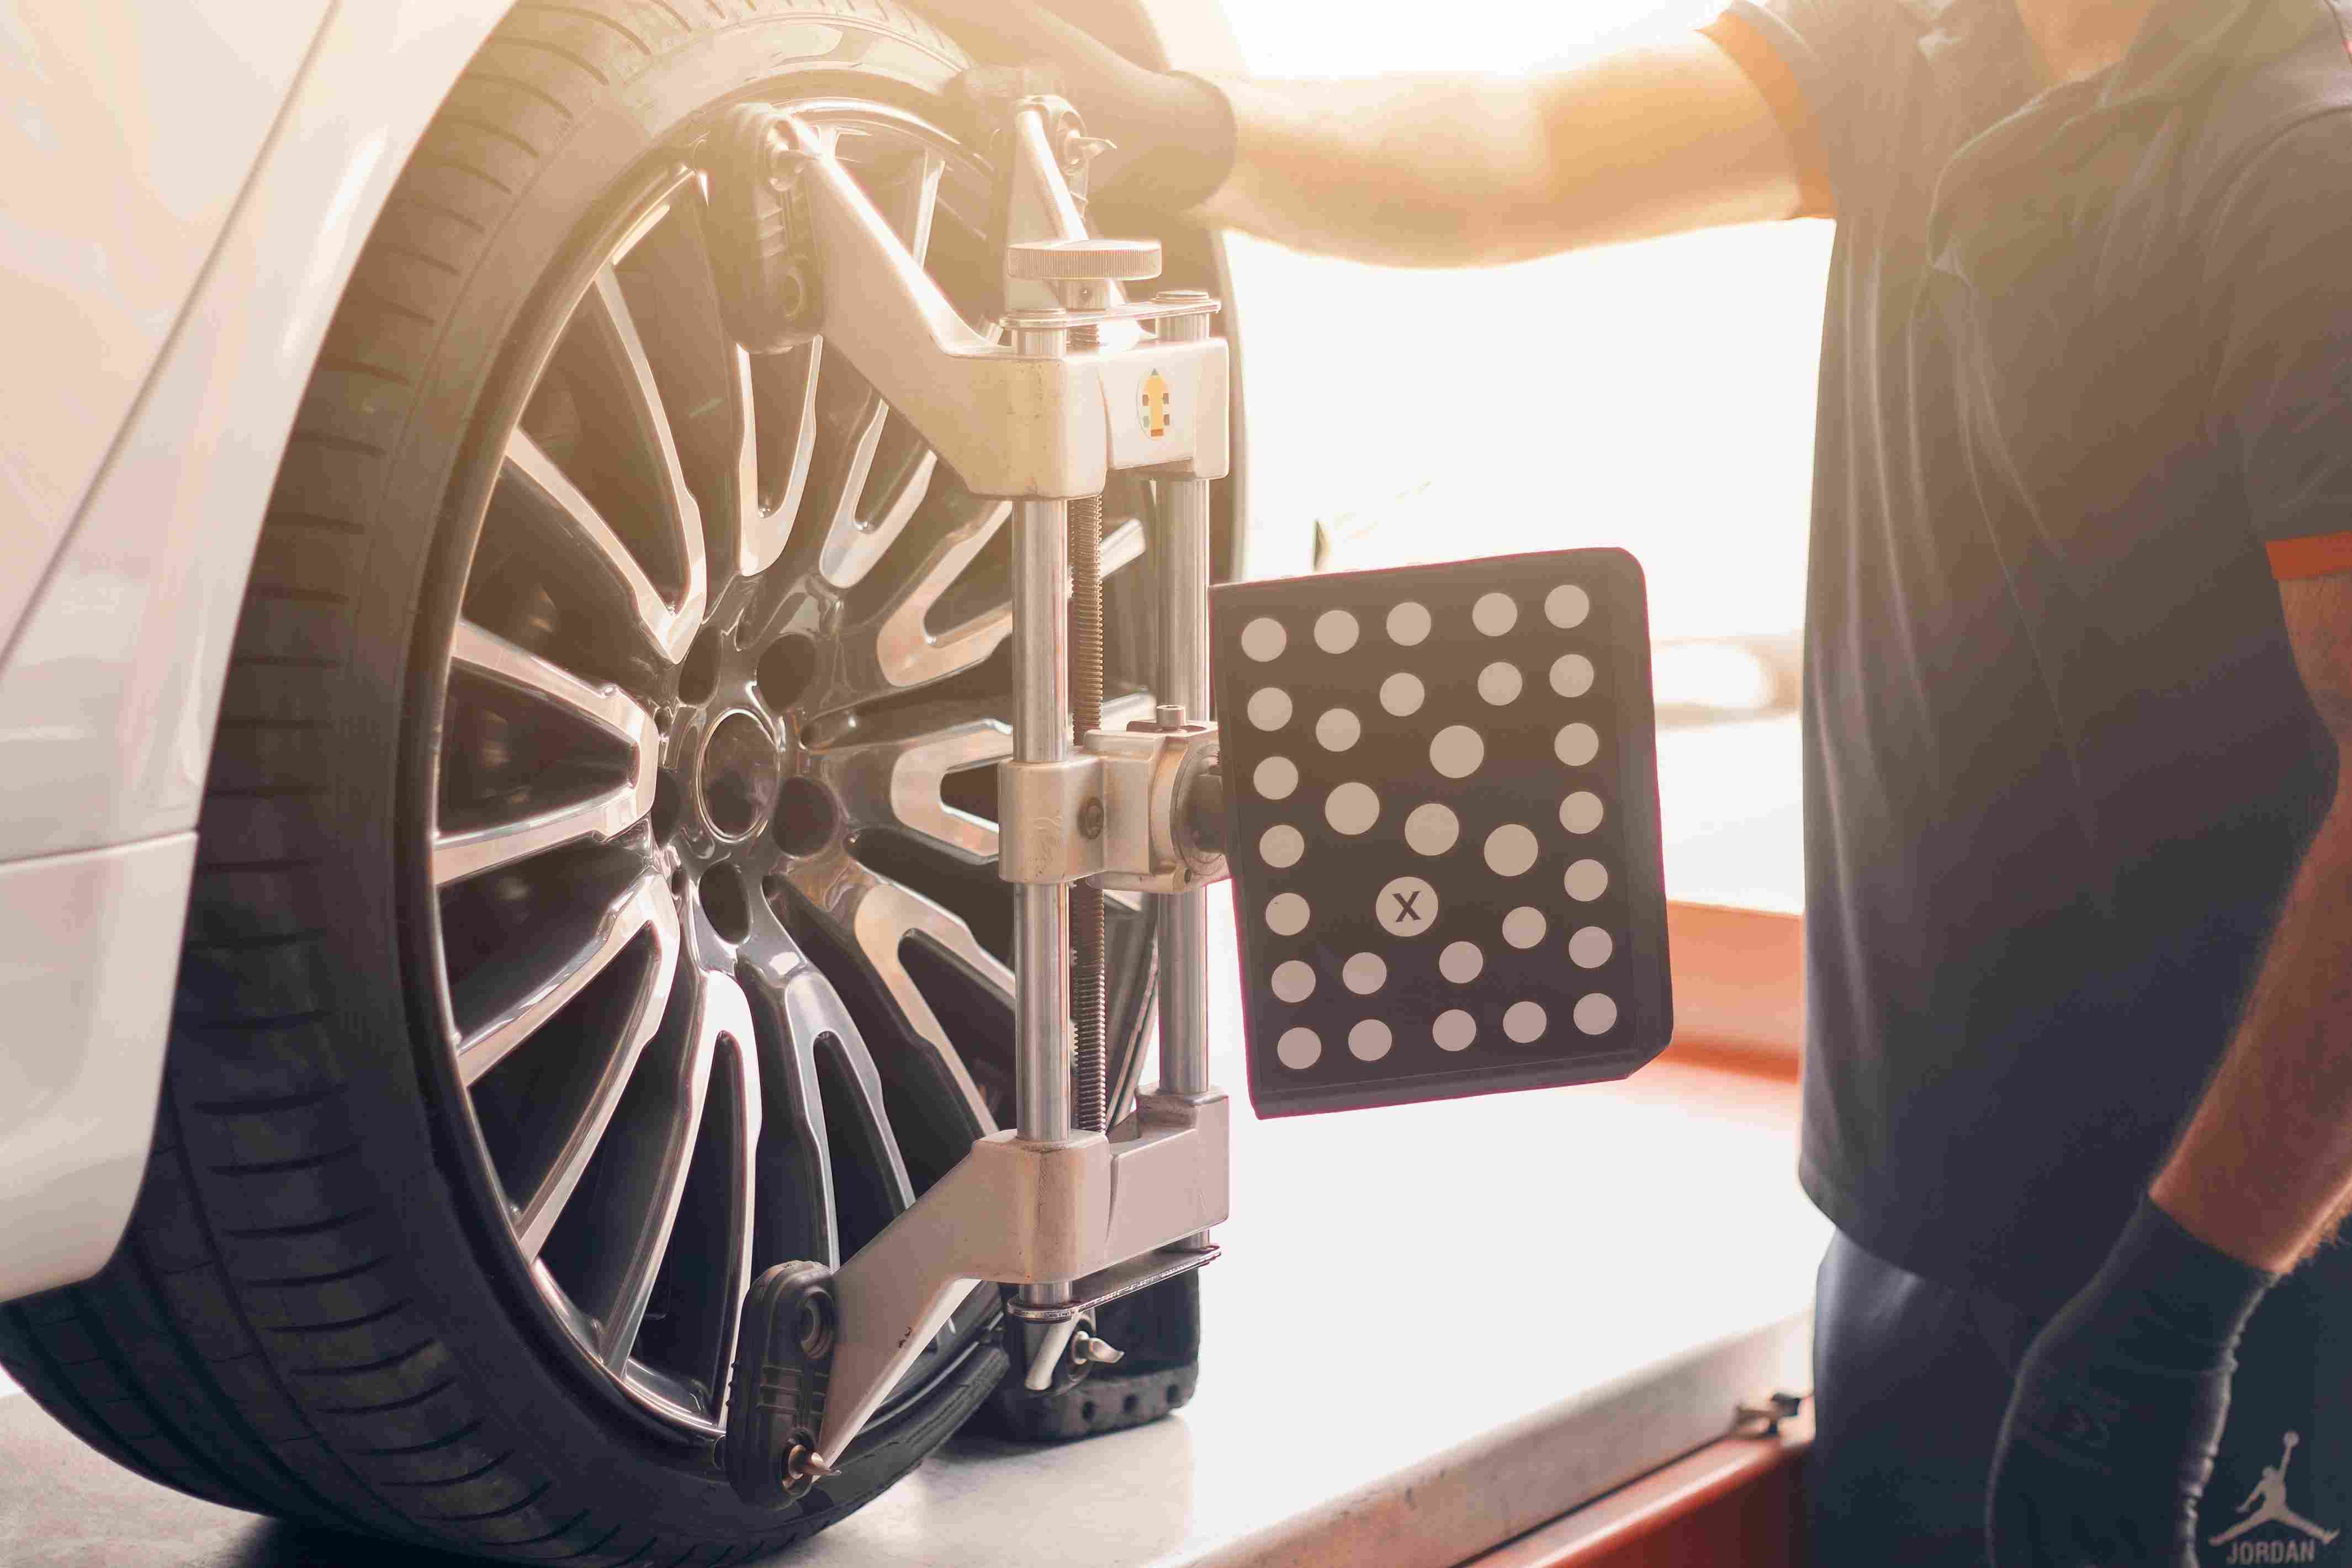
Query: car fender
0,1,334,654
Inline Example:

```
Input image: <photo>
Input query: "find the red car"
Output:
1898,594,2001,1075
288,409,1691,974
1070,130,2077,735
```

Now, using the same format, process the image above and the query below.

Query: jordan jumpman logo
2211,1432,2340,1547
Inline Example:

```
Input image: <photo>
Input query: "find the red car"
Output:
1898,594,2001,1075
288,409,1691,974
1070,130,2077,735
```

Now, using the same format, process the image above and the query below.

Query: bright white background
1219,1,1827,909
1221,0,1832,644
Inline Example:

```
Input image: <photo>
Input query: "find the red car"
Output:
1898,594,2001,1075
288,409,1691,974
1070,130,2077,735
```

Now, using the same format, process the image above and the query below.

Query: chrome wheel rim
422,99,1156,1437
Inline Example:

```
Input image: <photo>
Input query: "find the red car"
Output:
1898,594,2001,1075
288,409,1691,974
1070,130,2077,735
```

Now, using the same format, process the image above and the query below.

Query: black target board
1212,549,1672,1117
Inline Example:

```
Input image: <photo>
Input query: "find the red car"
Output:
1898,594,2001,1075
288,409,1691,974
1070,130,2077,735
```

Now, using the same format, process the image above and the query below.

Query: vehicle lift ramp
703,92,1672,1506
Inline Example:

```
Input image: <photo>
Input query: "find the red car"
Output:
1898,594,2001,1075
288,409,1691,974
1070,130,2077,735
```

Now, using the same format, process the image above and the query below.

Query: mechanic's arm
918,2,1804,266
1987,115,2352,1567
1986,579,2352,1567
1199,46,1803,266
2150,574,2352,1268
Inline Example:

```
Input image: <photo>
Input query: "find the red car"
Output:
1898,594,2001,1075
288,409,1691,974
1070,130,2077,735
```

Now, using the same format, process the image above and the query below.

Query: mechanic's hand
917,0,1235,211
1987,1200,2275,1566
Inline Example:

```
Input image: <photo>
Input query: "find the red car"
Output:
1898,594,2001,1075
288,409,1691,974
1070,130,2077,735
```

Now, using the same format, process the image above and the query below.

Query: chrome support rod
1010,316,1075,1312
1154,300,1216,1166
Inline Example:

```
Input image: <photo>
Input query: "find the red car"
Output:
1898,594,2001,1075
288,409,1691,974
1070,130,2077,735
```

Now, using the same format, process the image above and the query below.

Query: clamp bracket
707,87,1234,1501
998,723,1227,891
727,104,1227,498
809,1091,1230,1471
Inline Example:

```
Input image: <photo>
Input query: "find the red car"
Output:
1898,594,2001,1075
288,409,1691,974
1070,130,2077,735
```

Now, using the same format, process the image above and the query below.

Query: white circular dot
1387,601,1431,646
1271,960,1316,1003
1377,876,1439,936
1484,824,1540,877
1504,1001,1548,1042
1502,907,1547,949
1439,941,1484,983
1342,952,1387,995
1472,592,1518,636
1315,708,1362,751
1560,792,1605,834
1405,803,1459,856
1551,654,1595,697
1260,824,1305,868
1431,725,1484,778
1565,860,1609,902
1265,892,1310,935
1477,661,1523,705
1242,617,1287,661
1433,1010,1477,1051
1348,1019,1393,1061
1254,755,1298,799
1326,782,1380,835
1248,687,1293,730
1569,926,1614,968
1380,672,1426,716
1555,723,1599,766
1314,609,1359,654
1575,993,1619,1035
1546,585,1591,628
1276,1027,1321,1069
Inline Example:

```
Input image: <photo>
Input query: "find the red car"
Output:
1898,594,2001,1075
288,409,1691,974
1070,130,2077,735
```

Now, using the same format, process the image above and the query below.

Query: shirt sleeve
1698,0,1878,218
2207,113,2352,579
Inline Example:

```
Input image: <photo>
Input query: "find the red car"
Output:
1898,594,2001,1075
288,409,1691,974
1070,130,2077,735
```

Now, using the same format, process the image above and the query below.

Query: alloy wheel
422,99,1155,1437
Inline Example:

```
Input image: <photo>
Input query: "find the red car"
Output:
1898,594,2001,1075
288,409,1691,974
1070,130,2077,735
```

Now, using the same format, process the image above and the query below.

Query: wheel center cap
697,709,783,841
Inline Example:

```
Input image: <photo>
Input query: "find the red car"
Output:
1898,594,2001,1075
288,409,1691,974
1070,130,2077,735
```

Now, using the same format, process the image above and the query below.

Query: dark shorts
1809,1230,2352,1567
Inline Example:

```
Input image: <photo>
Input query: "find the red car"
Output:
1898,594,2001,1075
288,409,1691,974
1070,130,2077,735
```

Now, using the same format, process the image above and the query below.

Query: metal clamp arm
811,1092,1230,1469
759,110,1228,498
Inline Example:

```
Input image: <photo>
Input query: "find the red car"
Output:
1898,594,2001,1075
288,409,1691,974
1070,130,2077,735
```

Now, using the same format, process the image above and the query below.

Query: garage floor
2,1052,1818,1566
2,737,1820,1567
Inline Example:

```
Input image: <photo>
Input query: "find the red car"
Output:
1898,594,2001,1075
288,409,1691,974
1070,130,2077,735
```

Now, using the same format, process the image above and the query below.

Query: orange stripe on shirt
2266,533,2352,579
1699,13,1836,220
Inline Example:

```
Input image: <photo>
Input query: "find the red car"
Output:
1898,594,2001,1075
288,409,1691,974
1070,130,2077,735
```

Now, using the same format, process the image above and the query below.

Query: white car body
0,0,1247,1302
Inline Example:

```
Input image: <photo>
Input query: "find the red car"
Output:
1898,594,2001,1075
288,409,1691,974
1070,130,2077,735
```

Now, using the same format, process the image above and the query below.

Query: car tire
0,1,1170,1558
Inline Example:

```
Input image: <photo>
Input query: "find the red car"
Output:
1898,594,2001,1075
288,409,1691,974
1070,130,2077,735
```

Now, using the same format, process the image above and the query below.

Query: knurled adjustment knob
1006,237,1163,283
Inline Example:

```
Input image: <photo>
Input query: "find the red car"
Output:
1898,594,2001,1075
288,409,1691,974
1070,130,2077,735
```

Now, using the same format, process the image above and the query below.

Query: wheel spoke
783,855,1001,1132
1100,688,1155,728
1101,512,1147,579
807,149,949,592
741,933,840,1271
574,264,708,638
812,400,934,592
503,883,682,1257
732,343,820,576
804,688,1149,866
798,988,917,1217
435,621,658,887
811,714,1007,865
452,873,673,1079
871,146,946,269
823,501,1146,718
702,1001,762,1406
580,968,755,1369
502,431,698,662
820,494,1011,716
740,917,922,1268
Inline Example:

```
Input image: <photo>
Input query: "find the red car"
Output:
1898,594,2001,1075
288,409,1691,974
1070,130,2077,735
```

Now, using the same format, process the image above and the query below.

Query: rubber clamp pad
722,1260,836,1507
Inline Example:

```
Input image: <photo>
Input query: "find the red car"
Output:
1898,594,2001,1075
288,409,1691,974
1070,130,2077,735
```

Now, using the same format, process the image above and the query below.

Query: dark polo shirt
1703,0,2352,1309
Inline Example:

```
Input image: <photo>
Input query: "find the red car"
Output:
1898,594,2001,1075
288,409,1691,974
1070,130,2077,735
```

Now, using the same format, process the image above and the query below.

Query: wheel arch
0,0,1244,1302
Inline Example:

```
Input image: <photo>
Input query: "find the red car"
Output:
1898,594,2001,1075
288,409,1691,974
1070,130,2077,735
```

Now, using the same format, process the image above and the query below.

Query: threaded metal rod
1067,320,1108,1135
